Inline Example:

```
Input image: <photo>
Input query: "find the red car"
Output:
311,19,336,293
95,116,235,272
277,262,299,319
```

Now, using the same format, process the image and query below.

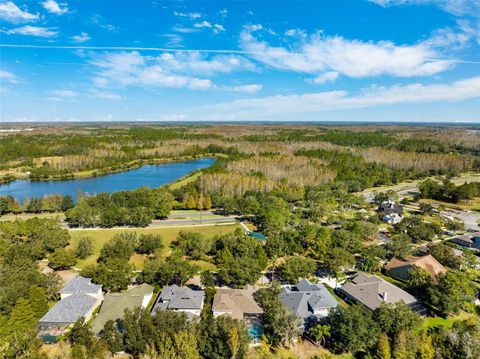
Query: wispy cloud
0,1,38,23
4,26,58,37
89,51,214,90
369,0,480,17
42,0,68,15
71,32,91,43
50,89,77,97
87,50,256,91
189,76,480,120
90,14,116,31
0,69,20,84
228,84,263,94
89,89,123,100
194,21,212,29
240,25,456,78
309,71,339,85
173,11,201,19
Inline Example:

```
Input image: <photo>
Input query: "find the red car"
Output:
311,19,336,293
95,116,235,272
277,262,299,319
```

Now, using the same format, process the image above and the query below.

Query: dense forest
0,125,478,183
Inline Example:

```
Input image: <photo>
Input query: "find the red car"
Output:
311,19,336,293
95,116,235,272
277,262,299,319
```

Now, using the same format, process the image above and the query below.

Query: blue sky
0,0,479,122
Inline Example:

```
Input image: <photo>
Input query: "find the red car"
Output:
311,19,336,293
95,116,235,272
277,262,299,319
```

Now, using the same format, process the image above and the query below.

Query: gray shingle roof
339,273,417,311
152,285,204,312
60,276,102,295
39,294,98,324
279,279,338,319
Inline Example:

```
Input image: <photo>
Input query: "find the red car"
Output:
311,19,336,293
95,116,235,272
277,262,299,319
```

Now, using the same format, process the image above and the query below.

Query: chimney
380,292,388,301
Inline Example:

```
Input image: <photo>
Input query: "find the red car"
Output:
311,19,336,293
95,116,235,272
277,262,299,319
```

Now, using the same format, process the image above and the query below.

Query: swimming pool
248,323,263,341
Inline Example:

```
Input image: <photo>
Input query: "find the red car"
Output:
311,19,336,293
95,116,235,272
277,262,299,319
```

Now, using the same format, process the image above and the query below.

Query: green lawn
68,223,241,269
169,172,202,190
420,312,478,331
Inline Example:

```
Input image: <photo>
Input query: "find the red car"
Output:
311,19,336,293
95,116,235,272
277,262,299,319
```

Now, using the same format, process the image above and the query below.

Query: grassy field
68,223,241,269
0,212,65,222
169,172,202,190
420,197,480,212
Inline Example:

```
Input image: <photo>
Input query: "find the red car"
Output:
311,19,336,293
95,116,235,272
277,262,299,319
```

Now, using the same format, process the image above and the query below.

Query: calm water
0,158,215,202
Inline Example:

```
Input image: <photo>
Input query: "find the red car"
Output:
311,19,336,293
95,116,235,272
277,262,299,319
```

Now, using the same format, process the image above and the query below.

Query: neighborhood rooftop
385,254,446,280
279,279,338,320
212,288,263,321
59,276,103,295
39,293,98,324
152,284,204,314
338,273,419,311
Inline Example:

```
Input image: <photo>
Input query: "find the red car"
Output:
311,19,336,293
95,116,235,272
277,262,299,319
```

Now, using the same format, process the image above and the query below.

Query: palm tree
308,324,330,347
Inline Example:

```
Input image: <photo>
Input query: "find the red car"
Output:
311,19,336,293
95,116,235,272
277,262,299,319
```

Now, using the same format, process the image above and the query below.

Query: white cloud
71,32,91,43
90,14,116,31
240,25,453,78
4,26,57,37
191,76,480,120
0,2,38,23
89,51,213,90
229,84,263,94
50,90,77,97
172,26,198,34
369,0,480,17
88,51,256,92
42,0,68,15
155,52,255,75
193,21,212,28
0,70,19,84
174,11,201,19
284,28,307,38
89,89,123,100
213,24,225,33
219,8,228,18
310,71,339,84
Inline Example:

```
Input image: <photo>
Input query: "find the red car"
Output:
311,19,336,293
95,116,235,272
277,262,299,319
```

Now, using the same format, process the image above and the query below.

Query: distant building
91,283,154,334
338,273,425,314
450,231,480,250
151,285,204,319
378,200,403,216
279,279,338,327
38,277,103,340
382,213,402,224
385,255,446,281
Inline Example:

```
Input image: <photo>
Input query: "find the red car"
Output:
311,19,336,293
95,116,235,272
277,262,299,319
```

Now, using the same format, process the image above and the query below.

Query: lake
0,158,215,202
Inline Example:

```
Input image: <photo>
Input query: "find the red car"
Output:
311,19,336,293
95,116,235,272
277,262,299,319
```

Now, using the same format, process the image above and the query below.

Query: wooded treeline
0,125,478,182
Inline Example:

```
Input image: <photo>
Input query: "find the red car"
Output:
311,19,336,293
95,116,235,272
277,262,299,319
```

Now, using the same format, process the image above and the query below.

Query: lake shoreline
2,154,217,184
0,157,216,202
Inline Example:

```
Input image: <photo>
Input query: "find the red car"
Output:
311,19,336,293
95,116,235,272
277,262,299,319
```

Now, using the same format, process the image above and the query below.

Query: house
38,277,103,339
279,279,339,326
378,200,403,215
151,285,204,319
338,273,425,314
382,213,402,224
450,231,480,250
91,283,154,334
212,287,264,341
385,255,446,281
212,287,263,321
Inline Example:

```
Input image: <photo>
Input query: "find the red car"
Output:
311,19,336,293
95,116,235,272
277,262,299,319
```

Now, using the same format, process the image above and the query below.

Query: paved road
442,209,480,231
64,213,239,230
362,173,480,203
